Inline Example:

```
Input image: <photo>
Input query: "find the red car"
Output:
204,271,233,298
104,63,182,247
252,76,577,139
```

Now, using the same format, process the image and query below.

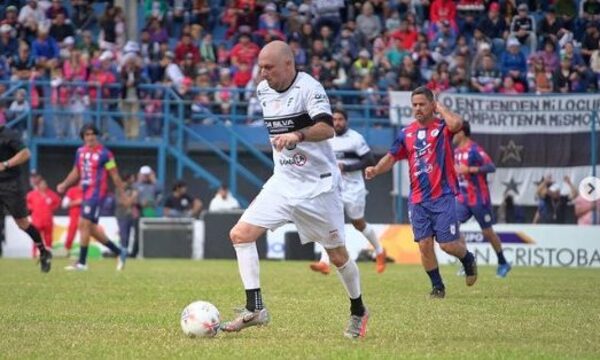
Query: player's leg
432,196,477,287
350,217,386,273
310,242,331,274
221,189,287,332
89,220,127,271
2,183,52,272
296,191,368,338
117,217,132,267
409,202,445,297
66,199,99,270
455,202,473,276
43,224,53,250
472,204,511,278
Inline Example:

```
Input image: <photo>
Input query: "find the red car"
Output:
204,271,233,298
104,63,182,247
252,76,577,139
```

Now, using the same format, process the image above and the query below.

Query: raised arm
435,101,463,133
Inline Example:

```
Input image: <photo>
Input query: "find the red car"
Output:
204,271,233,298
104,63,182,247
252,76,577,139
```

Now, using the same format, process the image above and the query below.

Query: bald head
258,41,296,91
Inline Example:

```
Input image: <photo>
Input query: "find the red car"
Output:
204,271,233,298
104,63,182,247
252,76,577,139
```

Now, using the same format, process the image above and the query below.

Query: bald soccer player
220,41,369,339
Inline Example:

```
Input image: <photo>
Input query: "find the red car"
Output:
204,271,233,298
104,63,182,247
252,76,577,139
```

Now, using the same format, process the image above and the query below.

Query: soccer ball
180,301,221,338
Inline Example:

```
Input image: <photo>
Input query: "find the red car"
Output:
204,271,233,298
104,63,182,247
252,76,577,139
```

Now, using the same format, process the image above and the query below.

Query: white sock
336,259,362,299
233,242,260,289
362,224,383,255
320,249,330,264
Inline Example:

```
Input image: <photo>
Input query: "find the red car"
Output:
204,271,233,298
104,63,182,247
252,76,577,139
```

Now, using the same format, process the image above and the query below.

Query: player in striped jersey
453,122,511,278
57,124,126,271
366,87,477,299
310,109,387,275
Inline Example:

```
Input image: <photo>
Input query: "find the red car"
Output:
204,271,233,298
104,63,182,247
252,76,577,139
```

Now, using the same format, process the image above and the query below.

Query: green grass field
0,259,599,359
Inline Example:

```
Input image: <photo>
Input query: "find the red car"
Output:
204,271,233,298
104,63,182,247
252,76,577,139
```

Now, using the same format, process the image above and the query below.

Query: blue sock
426,268,445,290
79,246,88,265
497,251,507,265
459,251,474,268
105,241,122,256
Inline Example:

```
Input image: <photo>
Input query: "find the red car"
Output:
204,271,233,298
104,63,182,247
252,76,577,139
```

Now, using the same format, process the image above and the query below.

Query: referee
0,123,51,272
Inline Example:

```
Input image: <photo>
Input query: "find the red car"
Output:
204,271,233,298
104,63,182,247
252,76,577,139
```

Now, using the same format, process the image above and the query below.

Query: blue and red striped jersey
389,118,459,204
454,140,495,206
75,145,116,200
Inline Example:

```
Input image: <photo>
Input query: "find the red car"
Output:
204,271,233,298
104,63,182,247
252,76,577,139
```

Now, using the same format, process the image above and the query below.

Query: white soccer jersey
330,128,370,192
257,72,338,199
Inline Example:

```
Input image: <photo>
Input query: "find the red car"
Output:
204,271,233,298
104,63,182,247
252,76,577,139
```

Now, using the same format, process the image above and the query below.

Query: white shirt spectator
209,192,240,212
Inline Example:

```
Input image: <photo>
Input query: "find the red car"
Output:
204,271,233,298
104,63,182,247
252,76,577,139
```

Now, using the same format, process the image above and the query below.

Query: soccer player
365,87,477,299
221,41,369,338
310,108,387,275
57,123,126,271
0,123,52,272
453,122,511,277
26,178,61,254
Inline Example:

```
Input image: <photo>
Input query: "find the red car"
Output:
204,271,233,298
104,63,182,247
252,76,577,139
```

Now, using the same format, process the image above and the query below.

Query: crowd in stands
0,0,599,138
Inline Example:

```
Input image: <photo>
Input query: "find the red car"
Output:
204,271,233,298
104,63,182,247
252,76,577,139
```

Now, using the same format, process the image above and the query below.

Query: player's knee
328,248,349,267
229,226,247,244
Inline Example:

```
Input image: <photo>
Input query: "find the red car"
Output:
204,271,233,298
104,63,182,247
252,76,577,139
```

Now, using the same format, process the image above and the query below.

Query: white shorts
341,188,366,220
240,188,346,249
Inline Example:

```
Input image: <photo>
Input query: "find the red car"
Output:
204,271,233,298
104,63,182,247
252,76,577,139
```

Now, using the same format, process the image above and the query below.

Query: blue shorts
81,198,104,224
408,195,460,243
456,201,495,229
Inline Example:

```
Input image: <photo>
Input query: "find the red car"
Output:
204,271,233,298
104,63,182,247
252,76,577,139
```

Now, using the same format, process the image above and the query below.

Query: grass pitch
0,258,599,359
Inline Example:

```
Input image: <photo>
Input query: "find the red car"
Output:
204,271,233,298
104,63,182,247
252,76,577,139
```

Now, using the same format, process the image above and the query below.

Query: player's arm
0,148,30,171
467,148,496,174
564,176,578,200
271,114,334,152
435,101,463,133
365,153,396,180
57,166,80,194
536,176,551,198
108,167,125,194
341,151,376,172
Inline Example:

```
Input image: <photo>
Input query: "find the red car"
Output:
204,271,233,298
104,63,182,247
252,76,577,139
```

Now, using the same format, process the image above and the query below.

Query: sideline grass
0,259,599,359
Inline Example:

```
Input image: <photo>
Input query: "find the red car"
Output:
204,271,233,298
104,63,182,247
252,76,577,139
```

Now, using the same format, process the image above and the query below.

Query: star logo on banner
499,140,524,164
502,177,522,195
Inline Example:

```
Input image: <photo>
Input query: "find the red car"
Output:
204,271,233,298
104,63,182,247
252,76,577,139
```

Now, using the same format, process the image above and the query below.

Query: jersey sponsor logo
313,93,328,104
450,224,456,235
264,113,314,134
415,143,432,158
414,163,433,177
279,153,307,167
286,97,294,107
417,129,426,140
484,214,492,223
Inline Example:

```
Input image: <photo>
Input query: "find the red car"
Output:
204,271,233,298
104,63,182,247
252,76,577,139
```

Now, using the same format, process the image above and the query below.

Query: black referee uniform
0,126,52,272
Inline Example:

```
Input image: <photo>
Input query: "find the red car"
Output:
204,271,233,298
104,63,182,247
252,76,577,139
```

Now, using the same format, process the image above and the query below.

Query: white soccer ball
180,301,221,338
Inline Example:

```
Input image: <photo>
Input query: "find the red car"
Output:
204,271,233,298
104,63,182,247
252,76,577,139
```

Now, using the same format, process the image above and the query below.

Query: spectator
283,2,304,37
7,89,30,126
312,0,344,36
537,6,565,46
71,0,96,31
0,25,17,60
390,19,418,51
164,180,203,218
431,20,457,60
48,12,74,43
26,178,60,255
46,0,69,22
134,165,162,218
527,56,553,94
120,57,144,140
115,173,138,258
553,55,578,93
581,22,600,64
76,30,99,59
477,2,508,55
208,184,240,212
574,194,600,225
18,0,47,40
163,50,184,86
471,54,502,92
31,29,60,71
356,1,382,45
499,75,524,94
11,43,36,81
256,3,283,43
199,33,217,64
214,68,237,116
536,175,578,224
143,90,163,139
533,40,560,73
511,3,536,51
497,190,525,224
429,0,457,30
230,33,260,67
500,37,527,86
174,33,200,64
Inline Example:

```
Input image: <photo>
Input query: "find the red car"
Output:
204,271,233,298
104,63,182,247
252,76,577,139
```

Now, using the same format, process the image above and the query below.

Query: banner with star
393,93,600,206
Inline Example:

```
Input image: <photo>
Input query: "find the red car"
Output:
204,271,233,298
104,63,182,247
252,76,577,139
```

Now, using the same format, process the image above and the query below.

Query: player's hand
271,132,302,152
457,163,470,175
57,182,66,194
365,166,378,180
